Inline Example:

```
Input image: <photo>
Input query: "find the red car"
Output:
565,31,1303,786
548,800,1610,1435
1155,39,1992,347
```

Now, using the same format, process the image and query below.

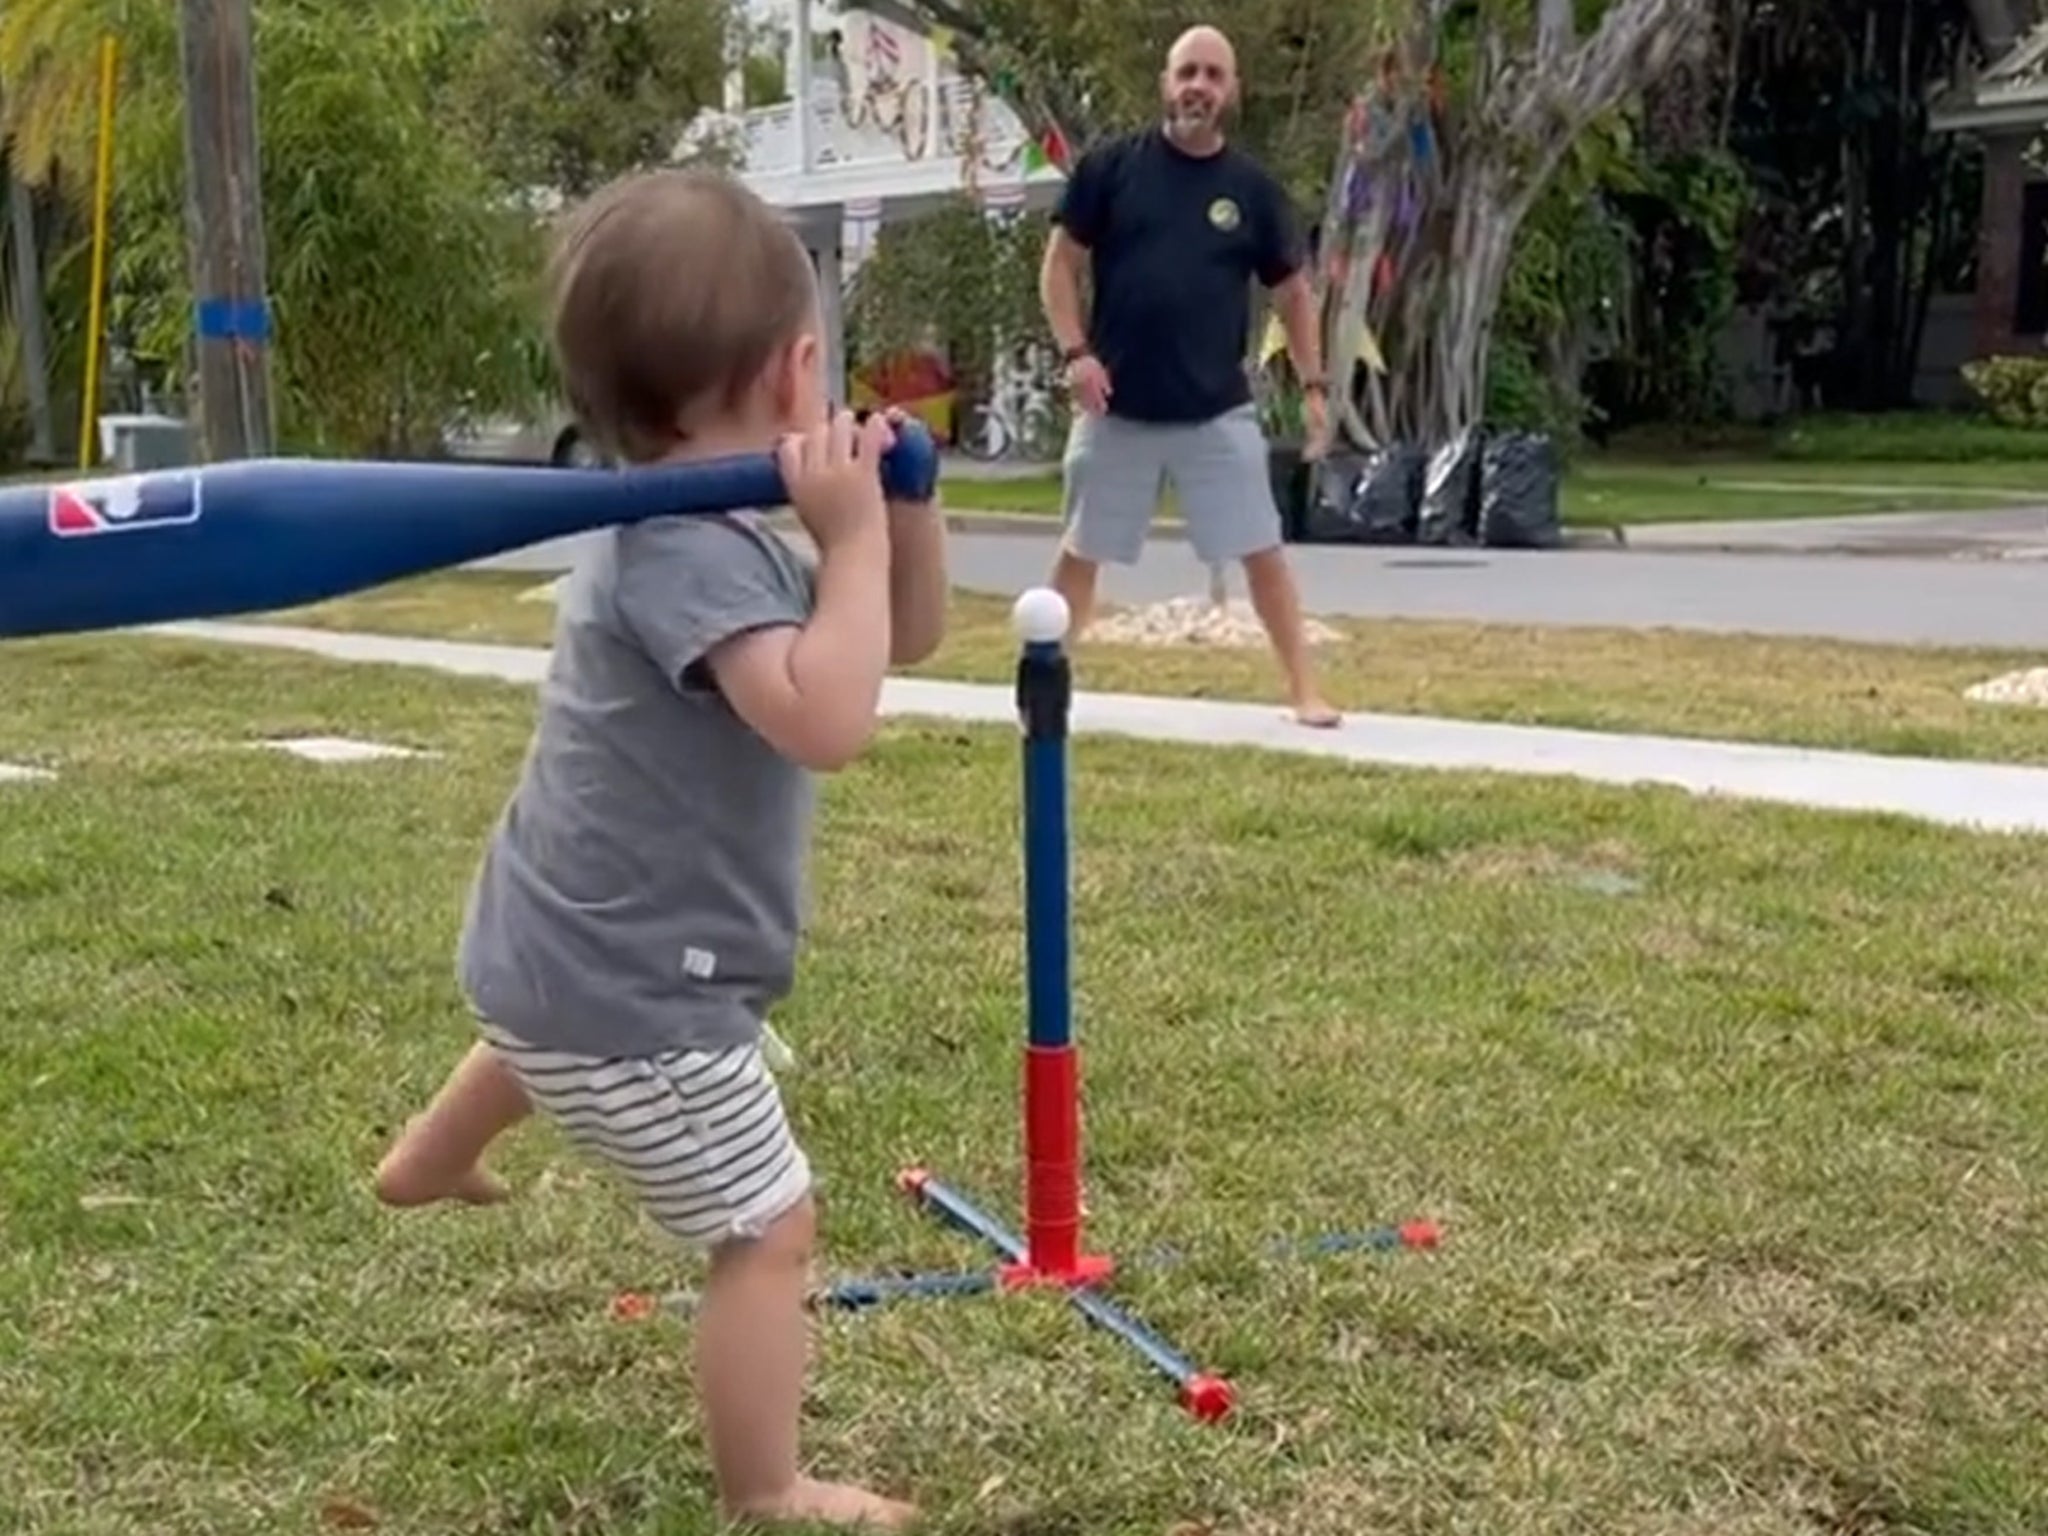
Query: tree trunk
1903,135,1955,404
1437,163,1520,442
1325,0,1705,452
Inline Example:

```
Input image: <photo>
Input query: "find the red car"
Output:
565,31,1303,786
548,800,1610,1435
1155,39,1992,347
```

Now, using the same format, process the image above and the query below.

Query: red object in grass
610,1291,657,1322
1179,1372,1237,1423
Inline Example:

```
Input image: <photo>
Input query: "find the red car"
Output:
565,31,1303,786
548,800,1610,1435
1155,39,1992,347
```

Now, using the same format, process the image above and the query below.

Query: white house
713,0,1068,402
454,2,1068,468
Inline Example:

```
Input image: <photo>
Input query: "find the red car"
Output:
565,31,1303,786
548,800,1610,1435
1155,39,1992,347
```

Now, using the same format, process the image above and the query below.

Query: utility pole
177,0,273,461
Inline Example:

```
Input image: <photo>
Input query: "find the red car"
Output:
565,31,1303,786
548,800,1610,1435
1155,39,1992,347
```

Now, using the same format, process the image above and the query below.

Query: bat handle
867,413,941,504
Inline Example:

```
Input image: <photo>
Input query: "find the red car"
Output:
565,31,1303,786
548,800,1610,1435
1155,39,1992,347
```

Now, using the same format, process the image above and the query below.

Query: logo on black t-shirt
1207,196,1241,232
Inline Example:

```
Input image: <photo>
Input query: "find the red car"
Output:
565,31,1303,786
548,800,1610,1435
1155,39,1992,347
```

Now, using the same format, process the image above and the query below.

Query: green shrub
1959,355,2048,432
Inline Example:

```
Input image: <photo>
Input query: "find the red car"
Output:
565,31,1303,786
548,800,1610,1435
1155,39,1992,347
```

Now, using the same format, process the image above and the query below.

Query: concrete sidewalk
145,620,2048,838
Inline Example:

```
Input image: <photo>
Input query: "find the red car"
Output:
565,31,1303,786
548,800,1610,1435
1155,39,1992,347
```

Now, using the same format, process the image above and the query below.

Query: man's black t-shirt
1053,126,1305,425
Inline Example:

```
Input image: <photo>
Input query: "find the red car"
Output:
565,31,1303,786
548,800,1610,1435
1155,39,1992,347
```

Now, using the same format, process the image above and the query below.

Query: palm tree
0,0,173,460
1,0,168,194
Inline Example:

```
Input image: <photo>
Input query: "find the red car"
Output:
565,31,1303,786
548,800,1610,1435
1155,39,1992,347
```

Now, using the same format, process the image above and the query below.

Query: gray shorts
1060,402,1282,565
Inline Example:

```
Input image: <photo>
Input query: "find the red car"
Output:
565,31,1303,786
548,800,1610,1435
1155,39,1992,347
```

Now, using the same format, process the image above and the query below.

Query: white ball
1011,587,1071,645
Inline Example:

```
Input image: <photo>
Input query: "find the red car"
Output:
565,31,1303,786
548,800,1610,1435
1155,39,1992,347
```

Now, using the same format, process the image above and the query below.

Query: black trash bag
1353,442,1424,543
1298,451,1366,542
1300,444,1422,543
1477,430,1563,549
1417,429,1482,546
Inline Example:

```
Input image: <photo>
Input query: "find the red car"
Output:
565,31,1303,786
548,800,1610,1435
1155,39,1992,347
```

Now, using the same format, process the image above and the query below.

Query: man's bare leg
1242,545,1340,727
374,1041,530,1206
1048,544,1102,639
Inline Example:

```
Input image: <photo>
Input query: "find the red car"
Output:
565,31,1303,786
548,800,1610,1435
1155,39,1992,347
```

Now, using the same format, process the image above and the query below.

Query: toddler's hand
778,408,893,550
876,406,937,512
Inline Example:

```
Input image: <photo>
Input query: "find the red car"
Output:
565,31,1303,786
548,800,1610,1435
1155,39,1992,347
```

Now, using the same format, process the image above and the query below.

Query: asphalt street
478,521,2048,650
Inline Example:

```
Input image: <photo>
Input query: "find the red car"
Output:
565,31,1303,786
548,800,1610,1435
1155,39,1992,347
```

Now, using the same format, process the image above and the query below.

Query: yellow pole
78,33,119,470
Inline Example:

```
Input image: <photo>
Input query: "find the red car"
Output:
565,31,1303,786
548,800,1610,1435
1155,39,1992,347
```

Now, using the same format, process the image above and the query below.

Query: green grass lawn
272,573,2048,767
938,456,2046,526
3,636,2047,1534
1632,409,2048,465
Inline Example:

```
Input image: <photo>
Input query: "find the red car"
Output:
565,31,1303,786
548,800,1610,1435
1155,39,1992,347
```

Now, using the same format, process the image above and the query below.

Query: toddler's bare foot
373,1140,509,1208
729,1476,917,1530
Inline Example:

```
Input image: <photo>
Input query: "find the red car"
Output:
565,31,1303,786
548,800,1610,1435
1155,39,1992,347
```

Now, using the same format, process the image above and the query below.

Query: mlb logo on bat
46,472,203,538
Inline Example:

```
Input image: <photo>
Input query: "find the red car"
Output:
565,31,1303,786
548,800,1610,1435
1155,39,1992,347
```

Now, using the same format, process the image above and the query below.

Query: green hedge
1611,407,2048,463
1777,404,2048,463
1959,355,2048,434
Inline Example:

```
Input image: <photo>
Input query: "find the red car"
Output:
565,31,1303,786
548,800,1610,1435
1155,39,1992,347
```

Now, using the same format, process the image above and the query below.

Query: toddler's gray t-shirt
458,510,818,1058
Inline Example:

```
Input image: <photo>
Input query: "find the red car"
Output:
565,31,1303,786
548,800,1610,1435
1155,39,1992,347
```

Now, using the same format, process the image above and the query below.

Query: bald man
1040,25,1338,727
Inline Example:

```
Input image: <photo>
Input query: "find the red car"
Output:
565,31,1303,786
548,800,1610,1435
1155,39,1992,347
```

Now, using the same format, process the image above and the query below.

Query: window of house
2012,180,2048,336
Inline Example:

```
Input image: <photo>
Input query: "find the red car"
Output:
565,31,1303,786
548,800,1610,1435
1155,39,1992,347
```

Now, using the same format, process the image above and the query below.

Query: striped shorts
480,1021,812,1250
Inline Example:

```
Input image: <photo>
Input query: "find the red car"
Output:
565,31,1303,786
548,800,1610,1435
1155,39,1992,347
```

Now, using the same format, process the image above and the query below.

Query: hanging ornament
1344,94,1369,145
1258,312,1287,368
1338,315,1385,376
1354,321,1386,375
1394,182,1419,232
1367,100,1398,156
1344,163,1373,221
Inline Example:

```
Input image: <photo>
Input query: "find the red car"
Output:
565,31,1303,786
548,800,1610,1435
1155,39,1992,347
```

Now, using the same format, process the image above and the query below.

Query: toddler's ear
772,330,822,418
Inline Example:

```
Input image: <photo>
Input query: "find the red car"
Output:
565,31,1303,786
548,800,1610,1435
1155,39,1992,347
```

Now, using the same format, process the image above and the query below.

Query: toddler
372,166,947,1530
